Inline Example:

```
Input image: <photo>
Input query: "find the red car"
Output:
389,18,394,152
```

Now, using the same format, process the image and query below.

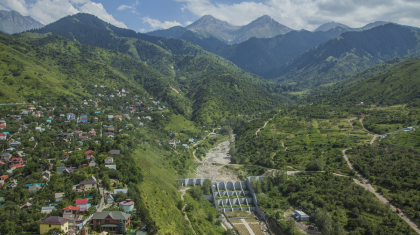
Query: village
0,85,187,235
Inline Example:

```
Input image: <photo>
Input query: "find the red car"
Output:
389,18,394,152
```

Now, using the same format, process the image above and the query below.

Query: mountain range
0,10,44,34
314,21,390,32
149,15,293,46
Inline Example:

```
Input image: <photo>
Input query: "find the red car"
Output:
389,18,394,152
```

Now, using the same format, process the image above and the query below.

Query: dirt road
256,116,275,137
342,149,420,234
347,117,357,128
181,189,197,235
359,118,380,145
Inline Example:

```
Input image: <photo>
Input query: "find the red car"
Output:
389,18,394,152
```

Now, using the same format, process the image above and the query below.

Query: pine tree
116,218,125,234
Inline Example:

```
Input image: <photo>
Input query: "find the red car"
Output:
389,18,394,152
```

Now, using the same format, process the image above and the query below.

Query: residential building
119,199,134,212
0,175,9,181
108,115,113,120
90,211,131,231
114,189,128,195
1,153,11,161
104,156,113,164
63,205,80,223
88,159,96,167
21,202,32,210
55,192,64,202
9,141,21,148
39,216,69,235
88,129,96,136
0,133,6,141
27,104,36,111
56,166,66,174
75,199,89,212
66,113,76,120
42,170,52,180
104,165,116,170
106,194,114,204
29,184,42,193
108,149,120,155
41,206,57,214
78,179,98,191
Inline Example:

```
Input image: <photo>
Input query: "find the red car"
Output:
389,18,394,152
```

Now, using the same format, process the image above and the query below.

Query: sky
1,0,420,33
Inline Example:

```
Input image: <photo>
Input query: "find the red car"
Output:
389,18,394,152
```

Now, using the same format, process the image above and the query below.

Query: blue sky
1,0,420,32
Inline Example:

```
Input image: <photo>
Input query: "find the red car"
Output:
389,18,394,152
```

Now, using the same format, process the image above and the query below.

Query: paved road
342,149,420,234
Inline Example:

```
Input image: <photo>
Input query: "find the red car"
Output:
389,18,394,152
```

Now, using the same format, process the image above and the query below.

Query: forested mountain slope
214,27,350,76
304,57,418,103
266,24,420,89
324,58,420,106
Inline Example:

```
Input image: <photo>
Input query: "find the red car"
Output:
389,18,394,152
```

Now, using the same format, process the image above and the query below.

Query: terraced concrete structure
177,176,266,219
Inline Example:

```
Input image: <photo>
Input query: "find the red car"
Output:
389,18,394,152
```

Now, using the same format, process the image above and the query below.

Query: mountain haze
0,10,44,34
314,21,352,32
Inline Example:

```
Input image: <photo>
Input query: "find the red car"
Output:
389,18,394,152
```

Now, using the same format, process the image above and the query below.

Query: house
55,192,65,202
9,158,24,165
107,126,115,132
39,216,69,235
104,156,113,164
56,166,66,174
29,184,42,193
86,150,94,154
114,189,128,195
79,136,89,141
88,159,96,167
94,117,99,122
91,211,131,231
106,194,114,204
7,179,18,188
64,167,77,173
0,124,5,129
0,175,9,181
114,115,122,120
0,119,6,125
87,155,95,160
42,170,52,180
10,141,21,148
104,165,116,170
1,153,11,161
168,140,175,145
81,226,89,235
292,210,310,222
63,205,80,223
27,104,36,111
75,199,89,212
108,115,114,120
41,206,57,214
119,199,134,212
21,202,32,210
0,133,6,141
66,113,76,120
88,129,96,136
108,149,120,155
79,179,98,191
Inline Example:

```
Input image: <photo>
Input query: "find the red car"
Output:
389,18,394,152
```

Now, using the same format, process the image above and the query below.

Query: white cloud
0,0,126,28
79,2,127,28
175,0,420,30
117,5,133,11
185,21,193,26
142,17,182,30
139,28,146,33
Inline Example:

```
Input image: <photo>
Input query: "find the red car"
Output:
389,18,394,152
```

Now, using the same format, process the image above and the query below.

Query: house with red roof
9,158,24,165
88,129,96,137
66,113,75,120
0,175,9,181
85,150,94,154
0,133,6,141
63,205,80,223
0,124,5,129
75,199,89,212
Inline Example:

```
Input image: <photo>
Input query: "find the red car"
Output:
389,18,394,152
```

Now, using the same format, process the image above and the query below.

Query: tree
202,179,212,195
116,218,125,234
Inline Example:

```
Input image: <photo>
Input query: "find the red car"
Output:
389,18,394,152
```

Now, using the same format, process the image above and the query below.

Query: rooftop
39,216,70,225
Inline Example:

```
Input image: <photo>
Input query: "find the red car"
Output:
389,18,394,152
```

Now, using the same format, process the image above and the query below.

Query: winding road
342,149,420,234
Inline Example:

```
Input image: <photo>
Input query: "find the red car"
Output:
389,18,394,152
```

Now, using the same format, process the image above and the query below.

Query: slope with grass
266,24,420,89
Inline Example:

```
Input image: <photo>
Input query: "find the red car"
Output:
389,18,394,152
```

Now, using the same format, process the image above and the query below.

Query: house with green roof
91,211,131,232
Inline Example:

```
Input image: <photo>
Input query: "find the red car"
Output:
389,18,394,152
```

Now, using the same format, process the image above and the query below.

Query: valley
0,8,420,235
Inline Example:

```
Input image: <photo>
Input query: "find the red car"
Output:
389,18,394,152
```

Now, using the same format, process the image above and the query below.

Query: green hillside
267,24,420,89
325,58,420,106
305,57,418,103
